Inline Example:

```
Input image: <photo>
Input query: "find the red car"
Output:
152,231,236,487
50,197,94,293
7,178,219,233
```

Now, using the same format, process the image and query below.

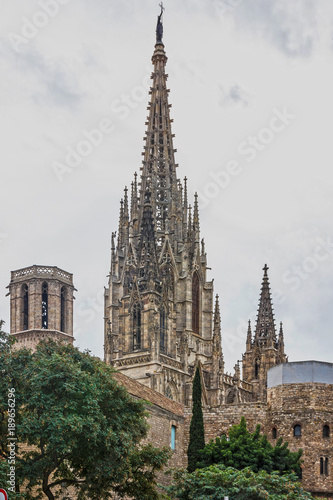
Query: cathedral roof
113,371,184,416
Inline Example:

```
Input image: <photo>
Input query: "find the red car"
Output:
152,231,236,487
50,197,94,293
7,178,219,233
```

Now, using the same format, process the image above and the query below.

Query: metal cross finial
263,263,269,276
159,2,165,14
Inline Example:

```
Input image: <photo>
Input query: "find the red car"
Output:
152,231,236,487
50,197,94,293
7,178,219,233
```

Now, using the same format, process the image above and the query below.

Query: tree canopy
199,416,302,476
0,326,170,500
187,366,205,473
167,464,315,500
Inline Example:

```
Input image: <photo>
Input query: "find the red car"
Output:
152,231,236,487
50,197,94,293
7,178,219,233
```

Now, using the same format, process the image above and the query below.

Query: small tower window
41,282,48,329
171,425,176,450
61,286,66,333
160,306,166,353
192,272,200,334
133,302,141,350
323,425,330,438
22,284,29,331
320,457,328,476
272,427,277,439
294,424,301,437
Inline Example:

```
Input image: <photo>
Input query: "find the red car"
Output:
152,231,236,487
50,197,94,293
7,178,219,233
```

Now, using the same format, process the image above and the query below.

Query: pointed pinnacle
193,192,200,231
183,177,188,210
124,187,129,220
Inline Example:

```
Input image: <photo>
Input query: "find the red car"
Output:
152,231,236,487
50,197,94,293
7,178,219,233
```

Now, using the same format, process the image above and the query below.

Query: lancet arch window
132,302,142,350
41,282,48,329
320,457,329,476
255,359,260,378
192,272,200,334
22,284,29,331
61,286,66,333
160,306,166,353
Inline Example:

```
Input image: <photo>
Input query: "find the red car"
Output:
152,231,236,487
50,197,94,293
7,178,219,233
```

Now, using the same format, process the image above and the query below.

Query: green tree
187,367,205,473
167,465,315,500
0,333,170,500
199,416,302,476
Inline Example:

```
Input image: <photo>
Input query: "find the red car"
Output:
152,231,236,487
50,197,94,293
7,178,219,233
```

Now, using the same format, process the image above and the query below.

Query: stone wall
268,382,333,498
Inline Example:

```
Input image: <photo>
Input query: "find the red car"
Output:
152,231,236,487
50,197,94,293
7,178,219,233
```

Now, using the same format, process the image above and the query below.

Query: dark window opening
323,425,330,438
255,359,260,378
61,286,66,333
42,282,48,329
133,302,141,350
22,284,29,331
320,458,328,476
192,272,200,334
272,427,277,439
160,307,166,353
294,424,301,437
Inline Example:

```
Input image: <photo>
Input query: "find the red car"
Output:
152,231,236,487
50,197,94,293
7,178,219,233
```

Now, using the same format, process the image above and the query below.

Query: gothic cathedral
103,10,287,406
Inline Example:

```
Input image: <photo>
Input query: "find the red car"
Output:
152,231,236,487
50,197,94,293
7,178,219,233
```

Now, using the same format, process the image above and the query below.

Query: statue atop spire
156,2,165,43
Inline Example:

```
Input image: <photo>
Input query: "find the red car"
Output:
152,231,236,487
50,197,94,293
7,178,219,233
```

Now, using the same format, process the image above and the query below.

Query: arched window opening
272,427,277,439
22,284,29,331
323,425,330,438
165,385,173,400
41,282,48,329
320,457,328,476
255,359,260,378
160,307,166,353
294,424,301,437
192,272,200,334
133,302,141,350
61,286,66,333
171,425,176,450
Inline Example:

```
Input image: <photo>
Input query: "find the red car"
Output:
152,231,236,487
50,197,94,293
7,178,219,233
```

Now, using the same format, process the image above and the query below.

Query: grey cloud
217,0,318,58
219,83,252,107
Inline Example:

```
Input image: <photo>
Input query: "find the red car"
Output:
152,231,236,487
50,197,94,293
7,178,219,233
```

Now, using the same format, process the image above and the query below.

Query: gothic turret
242,265,288,401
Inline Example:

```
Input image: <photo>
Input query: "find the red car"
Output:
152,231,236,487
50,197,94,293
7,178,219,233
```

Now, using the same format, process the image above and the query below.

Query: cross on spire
156,3,165,43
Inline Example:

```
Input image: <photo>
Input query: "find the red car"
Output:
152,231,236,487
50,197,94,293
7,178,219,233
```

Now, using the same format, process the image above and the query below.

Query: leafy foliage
199,416,302,476
167,465,315,500
187,367,205,472
0,332,170,500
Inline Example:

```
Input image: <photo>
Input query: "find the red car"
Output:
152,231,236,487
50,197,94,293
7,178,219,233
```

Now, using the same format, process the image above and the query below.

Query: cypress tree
187,366,205,472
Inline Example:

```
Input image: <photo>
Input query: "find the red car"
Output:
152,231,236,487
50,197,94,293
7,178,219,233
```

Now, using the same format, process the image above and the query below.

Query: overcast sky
1,0,333,373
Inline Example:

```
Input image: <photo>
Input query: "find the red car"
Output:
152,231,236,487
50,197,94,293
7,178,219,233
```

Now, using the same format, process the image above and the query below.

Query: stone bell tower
7,265,75,351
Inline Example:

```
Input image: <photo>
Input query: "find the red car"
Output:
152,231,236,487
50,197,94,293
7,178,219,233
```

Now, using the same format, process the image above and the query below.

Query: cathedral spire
138,7,179,245
254,264,277,346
